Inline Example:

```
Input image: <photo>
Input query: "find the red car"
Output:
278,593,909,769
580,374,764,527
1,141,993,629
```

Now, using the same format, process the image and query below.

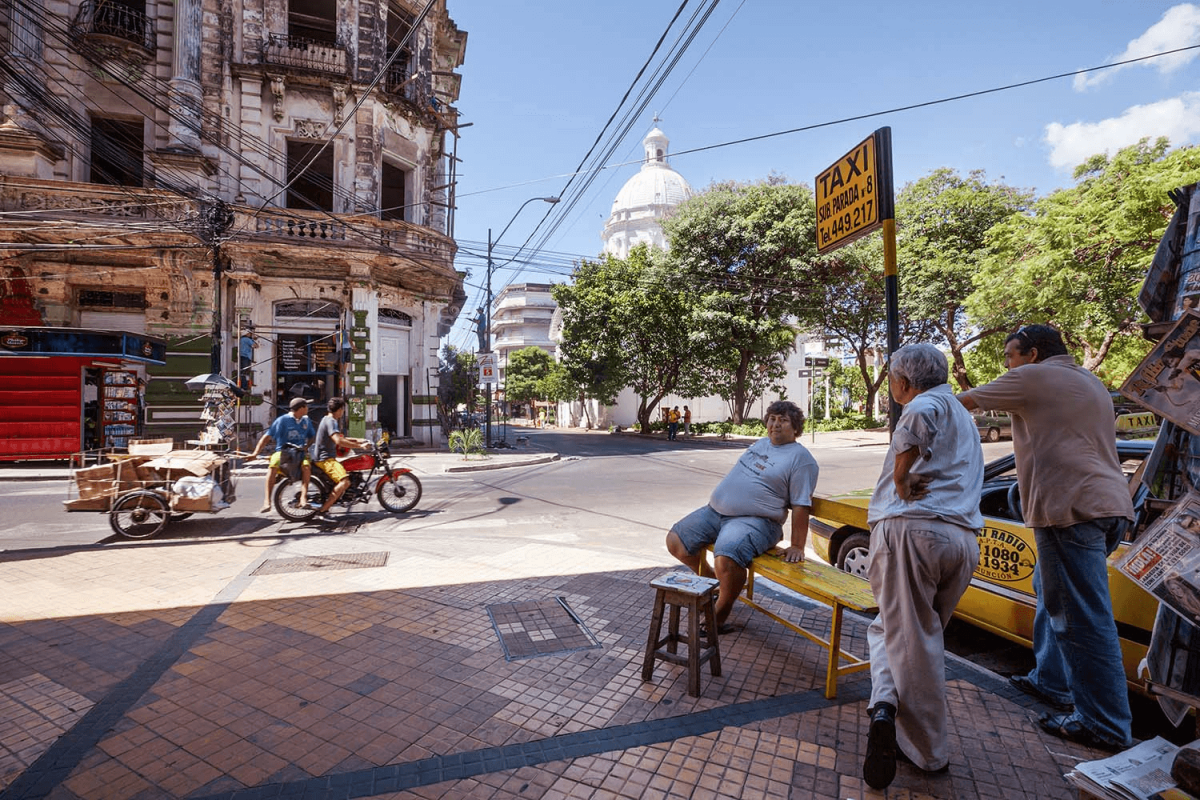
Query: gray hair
889,344,948,392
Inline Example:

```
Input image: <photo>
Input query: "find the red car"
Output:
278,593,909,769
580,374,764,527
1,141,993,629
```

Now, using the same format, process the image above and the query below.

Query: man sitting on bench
665,400,819,634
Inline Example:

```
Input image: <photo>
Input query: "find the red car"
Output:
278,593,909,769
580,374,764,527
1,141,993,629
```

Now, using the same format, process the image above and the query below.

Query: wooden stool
641,572,721,697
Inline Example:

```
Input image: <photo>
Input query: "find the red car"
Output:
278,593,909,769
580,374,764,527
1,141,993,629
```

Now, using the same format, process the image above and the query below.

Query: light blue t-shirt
267,413,314,452
708,438,819,523
867,384,983,530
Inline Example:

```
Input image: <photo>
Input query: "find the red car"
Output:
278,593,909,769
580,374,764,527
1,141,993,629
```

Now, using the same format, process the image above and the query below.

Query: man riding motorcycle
310,396,369,525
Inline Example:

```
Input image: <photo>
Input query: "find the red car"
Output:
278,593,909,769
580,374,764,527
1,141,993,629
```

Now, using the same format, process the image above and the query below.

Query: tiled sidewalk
0,540,1109,800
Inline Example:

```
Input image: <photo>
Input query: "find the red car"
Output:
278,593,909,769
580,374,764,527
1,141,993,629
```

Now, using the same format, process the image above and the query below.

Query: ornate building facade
0,0,466,454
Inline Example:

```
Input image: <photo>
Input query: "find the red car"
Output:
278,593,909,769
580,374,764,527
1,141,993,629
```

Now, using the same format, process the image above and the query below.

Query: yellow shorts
268,451,310,472
316,457,347,482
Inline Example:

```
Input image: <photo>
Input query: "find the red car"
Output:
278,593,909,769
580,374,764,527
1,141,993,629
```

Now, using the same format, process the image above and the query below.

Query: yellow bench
707,502,877,699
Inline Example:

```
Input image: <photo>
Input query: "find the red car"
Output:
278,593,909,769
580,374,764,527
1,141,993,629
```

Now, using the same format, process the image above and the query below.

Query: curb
443,454,561,473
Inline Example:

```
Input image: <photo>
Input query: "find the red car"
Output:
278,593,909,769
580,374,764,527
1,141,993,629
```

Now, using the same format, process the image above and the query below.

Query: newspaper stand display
64,441,237,539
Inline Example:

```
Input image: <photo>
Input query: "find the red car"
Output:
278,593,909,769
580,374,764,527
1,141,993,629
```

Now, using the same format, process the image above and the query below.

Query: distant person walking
958,324,1134,751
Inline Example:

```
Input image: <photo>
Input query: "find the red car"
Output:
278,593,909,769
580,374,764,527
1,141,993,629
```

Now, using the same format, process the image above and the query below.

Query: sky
442,0,1200,352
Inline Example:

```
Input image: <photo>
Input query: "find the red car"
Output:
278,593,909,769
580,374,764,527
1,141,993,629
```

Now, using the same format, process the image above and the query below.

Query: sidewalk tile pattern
0,542,1107,799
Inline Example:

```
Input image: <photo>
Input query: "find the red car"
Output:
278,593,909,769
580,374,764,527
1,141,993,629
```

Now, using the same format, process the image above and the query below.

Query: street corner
442,453,561,473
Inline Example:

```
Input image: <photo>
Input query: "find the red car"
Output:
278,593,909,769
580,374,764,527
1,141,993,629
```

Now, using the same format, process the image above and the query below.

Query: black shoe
863,702,897,790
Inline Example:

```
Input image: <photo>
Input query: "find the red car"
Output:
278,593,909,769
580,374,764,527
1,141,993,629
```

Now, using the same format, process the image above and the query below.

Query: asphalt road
0,428,1182,740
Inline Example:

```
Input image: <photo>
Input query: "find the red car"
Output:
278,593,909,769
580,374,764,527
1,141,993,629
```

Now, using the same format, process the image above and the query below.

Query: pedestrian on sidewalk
668,406,680,441
958,324,1134,751
861,344,982,790
665,401,818,632
683,405,692,436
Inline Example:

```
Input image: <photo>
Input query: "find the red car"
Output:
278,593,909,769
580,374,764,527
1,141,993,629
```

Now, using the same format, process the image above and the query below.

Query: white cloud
1074,3,1200,91
1044,92,1200,169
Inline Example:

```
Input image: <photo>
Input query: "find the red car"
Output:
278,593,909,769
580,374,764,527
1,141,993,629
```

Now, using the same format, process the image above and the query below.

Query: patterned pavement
0,511,1113,799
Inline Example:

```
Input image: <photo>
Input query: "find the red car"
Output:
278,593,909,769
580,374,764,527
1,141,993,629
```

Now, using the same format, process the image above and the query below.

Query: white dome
602,125,693,258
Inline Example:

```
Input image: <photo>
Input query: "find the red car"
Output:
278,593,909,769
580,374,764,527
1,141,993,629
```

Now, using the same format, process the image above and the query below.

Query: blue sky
443,1,1200,352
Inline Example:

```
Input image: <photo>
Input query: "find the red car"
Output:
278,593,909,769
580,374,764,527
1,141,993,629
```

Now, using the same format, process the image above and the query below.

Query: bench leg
686,597,702,697
703,592,721,678
825,603,844,700
642,589,666,682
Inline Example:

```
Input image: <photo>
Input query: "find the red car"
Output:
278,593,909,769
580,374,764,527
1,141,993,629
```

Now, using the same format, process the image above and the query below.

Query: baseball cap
289,397,308,410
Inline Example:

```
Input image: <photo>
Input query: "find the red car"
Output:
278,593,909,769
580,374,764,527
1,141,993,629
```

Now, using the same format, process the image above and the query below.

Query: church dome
602,126,693,258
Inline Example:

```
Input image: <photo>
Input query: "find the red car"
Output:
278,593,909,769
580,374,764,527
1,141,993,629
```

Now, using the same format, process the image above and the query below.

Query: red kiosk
0,327,167,461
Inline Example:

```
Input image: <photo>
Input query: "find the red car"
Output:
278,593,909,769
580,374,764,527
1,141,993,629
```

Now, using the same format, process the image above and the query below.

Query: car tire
836,531,871,578
986,427,1000,443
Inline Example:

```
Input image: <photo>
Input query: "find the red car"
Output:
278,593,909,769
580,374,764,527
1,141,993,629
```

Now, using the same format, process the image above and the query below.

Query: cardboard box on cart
65,456,158,511
140,450,234,512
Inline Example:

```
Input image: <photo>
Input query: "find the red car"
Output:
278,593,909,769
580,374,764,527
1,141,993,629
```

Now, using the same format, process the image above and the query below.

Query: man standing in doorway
311,396,370,525
958,324,1134,751
248,397,314,513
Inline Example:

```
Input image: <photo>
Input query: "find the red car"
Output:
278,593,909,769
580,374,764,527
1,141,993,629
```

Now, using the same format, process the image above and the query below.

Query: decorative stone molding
332,84,348,126
267,73,285,122
293,118,325,140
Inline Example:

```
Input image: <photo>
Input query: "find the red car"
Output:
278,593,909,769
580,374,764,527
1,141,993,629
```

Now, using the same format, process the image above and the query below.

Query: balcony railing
71,0,155,54
262,33,349,77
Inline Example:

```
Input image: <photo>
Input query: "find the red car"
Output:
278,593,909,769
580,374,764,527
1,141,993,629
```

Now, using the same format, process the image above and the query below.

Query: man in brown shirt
958,324,1134,751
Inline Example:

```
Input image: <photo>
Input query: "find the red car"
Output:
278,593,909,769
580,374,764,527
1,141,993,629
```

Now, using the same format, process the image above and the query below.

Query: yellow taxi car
808,439,1159,684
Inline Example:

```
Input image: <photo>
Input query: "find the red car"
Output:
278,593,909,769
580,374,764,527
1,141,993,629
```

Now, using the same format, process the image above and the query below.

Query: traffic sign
815,133,881,253
804,356,830,368
477,352,497,383
797,369,812,378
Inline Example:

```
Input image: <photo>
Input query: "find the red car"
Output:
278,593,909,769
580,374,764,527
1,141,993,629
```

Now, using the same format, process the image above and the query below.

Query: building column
167,0,203,150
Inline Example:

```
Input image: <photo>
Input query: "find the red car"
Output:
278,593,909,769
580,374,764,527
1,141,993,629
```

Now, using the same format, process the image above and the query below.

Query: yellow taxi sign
815,133,881,253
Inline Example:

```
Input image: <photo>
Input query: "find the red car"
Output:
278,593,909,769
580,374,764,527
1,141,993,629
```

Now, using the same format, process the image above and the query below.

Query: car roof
982,438,1155,481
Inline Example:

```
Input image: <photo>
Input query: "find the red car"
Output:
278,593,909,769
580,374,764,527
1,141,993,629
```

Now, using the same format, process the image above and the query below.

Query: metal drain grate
486,597,602,661
252,551,389,576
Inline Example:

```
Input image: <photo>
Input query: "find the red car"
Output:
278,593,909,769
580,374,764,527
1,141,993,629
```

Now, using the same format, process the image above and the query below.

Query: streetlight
485,195,559,447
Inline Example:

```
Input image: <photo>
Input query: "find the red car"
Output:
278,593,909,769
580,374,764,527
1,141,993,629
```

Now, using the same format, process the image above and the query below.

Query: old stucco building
0,0,466,456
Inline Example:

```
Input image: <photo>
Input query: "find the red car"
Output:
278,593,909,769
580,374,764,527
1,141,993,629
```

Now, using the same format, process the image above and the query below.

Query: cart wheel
110,491,170,539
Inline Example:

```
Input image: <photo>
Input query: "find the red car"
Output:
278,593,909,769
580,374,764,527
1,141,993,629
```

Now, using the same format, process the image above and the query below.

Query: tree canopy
504,346,556,406
662,178,824,422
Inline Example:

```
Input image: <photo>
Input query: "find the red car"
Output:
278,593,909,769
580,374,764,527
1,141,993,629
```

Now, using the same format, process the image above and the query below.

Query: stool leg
642,589,667,682
702,593,721,678
667,602,681,655
686,597,701,697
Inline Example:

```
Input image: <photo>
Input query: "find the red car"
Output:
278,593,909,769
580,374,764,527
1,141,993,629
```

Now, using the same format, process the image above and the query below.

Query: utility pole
200,200,234,374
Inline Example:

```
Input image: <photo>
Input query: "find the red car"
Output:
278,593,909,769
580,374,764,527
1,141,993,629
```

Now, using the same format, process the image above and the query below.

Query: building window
77,289,146,309
380,160,407,222
288,0,336,44
384,3,414,97
286,140,334,212
275,300,342,319
379,308,412,327
90,116,144,186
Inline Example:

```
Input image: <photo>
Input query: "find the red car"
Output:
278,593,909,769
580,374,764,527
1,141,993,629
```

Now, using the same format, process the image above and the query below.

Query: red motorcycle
272,439,421,521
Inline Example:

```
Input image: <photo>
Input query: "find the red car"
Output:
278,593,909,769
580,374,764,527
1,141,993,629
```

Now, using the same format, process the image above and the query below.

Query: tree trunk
578,392,592,429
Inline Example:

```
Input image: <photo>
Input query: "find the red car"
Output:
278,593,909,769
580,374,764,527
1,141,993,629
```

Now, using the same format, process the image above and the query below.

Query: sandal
1010,674,1073,712
1037,713,1126,752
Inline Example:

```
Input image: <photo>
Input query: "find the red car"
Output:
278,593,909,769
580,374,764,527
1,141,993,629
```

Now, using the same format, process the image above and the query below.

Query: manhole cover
252,551,389,576
486,597,602,661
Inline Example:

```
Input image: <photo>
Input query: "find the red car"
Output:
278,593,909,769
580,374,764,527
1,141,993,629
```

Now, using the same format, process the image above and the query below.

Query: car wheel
836,531,871,578
986,427,1000,443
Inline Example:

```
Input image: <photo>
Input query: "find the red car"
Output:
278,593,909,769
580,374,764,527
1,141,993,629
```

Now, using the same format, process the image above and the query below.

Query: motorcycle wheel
273,477,329,522
376,471,422,513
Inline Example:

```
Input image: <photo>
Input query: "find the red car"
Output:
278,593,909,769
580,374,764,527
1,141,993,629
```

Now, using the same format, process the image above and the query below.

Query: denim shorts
671,505,783,568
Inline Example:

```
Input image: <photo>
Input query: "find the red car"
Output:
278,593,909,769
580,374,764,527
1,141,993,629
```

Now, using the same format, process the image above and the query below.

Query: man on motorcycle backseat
248,397,315,513
311,396,371,524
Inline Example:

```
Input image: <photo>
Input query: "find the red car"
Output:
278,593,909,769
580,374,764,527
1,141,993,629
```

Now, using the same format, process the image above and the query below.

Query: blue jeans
1025,516,1132,746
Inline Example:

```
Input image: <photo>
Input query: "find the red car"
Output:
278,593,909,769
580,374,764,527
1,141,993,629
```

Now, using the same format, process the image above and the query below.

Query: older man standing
666,400,818,632
958,324,1134,751
863,344,982,790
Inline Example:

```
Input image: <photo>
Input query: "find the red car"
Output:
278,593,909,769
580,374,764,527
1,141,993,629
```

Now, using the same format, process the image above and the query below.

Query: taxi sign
815,133,881,253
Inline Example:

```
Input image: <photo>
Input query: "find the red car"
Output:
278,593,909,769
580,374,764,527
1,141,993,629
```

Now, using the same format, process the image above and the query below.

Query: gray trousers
867,516,979,771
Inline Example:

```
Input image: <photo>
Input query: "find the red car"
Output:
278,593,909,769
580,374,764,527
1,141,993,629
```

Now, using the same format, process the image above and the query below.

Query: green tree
972,138,1200,372
897,168,1032,389
436,345,478,429
504,346,556,406
663,178,825,423
554,245,705,432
